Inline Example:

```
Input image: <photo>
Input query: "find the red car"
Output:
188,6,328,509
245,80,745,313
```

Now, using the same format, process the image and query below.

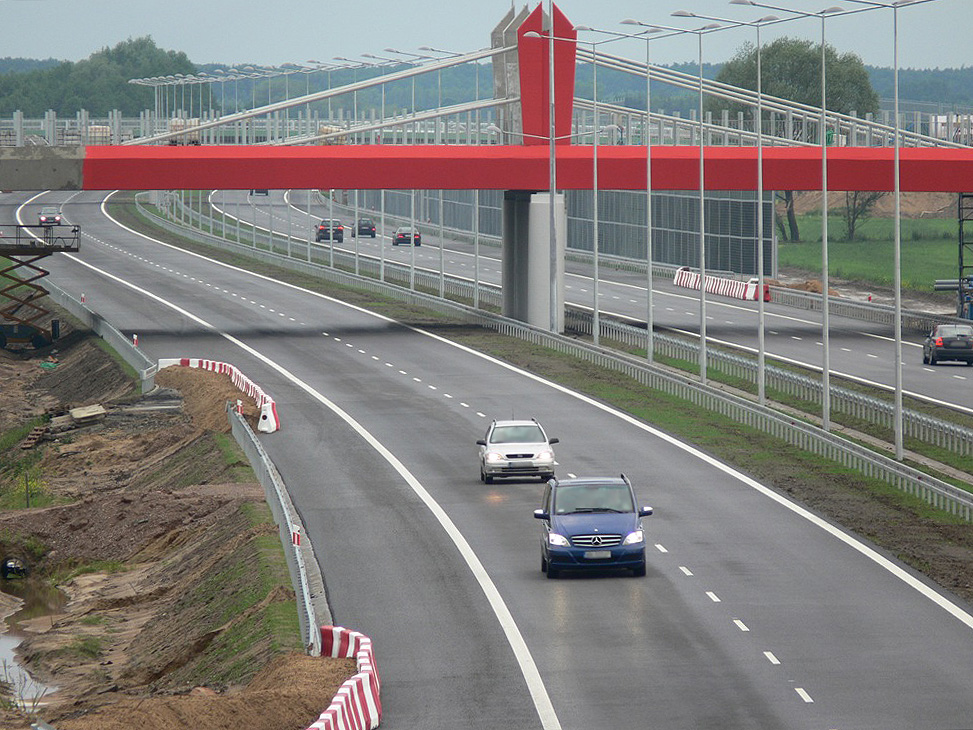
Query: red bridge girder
80,144,973,193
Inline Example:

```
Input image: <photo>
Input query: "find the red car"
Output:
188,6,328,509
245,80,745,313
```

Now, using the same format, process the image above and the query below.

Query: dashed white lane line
655,544,668,553
679,566,694,576
763,651,781,665
795,688,814,703
706,592,721,603
733,619,750,632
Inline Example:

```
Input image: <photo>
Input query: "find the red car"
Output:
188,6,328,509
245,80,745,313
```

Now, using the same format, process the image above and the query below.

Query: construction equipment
1,222,80,350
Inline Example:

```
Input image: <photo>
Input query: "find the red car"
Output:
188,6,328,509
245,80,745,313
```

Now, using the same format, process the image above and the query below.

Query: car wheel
922,351,929,365
371,232,376,238
632,563,647,577
484,474,495,484
930,353,938,365
546,566,559,579
479,467,486,483
541,473,554,482
541,555,548,573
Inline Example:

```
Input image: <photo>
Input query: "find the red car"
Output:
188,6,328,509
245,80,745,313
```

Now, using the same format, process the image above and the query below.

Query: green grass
64,636,104,659
213,432,256,482
778,213,961,293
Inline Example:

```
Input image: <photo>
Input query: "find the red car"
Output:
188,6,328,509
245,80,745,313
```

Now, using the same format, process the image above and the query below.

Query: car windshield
938,325,973,337
41,207,58,215
321,220,339,227
491,424,545,444
553,484,634,514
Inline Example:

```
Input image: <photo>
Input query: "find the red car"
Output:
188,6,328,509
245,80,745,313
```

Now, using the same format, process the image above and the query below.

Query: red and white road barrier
307,626,382,730
158,357,280,433
673,266,770,302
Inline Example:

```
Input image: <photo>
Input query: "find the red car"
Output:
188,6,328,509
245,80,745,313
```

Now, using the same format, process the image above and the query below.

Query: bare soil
0,327,353,730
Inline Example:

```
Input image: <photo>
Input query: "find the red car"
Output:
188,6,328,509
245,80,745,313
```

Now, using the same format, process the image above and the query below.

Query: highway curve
4,189,973,730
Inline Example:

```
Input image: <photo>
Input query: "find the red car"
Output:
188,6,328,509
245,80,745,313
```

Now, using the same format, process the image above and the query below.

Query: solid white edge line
43,189,973,725
42,191,561,730
91,191,973,633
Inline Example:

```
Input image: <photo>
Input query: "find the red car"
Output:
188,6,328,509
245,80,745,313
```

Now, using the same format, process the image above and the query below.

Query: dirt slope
0,329,351,730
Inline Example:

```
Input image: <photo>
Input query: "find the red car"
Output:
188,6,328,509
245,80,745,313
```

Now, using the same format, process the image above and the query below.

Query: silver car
477,418,558,484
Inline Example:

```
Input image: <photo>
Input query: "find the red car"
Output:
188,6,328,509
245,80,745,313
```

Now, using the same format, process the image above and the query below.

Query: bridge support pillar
502,190,565,332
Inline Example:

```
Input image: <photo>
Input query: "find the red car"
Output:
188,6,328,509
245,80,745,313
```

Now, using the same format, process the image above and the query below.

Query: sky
1,0,971,70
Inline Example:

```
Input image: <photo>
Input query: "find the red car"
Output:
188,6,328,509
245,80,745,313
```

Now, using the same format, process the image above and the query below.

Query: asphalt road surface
218,188,973,416
3,190,973,730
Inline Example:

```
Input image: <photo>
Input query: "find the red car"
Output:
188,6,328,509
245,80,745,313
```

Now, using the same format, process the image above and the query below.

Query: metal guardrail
46,282,156,392
227,405,326,656
568,311,973,459
140,196,973,522
158,193,973,460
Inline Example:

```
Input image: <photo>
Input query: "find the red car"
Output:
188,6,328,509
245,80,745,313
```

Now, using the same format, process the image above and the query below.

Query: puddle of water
1,577,64,708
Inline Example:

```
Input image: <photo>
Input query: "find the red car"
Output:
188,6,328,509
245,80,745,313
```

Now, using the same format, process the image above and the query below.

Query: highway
4,189,973,729
216,188,973,416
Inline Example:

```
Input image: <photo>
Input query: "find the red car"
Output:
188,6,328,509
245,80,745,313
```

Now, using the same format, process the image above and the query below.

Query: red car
392,226,421,246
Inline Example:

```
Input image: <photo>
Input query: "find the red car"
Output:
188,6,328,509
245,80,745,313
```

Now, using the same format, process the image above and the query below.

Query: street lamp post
737,2,847,430
524,10,563,334
841,0,940,455
630,17,723,383
683,6,780,403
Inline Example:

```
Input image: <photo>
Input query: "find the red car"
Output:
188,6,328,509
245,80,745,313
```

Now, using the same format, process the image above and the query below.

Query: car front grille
505,452,534,459
571,534,622,547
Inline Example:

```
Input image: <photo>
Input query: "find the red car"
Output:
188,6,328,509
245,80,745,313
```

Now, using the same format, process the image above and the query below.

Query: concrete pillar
502,190,566,332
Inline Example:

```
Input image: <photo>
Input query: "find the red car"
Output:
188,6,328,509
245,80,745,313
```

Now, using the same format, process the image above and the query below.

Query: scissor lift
0,223,81,349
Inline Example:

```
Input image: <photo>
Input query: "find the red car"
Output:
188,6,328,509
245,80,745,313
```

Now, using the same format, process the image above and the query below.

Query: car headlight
623,529,644,545
485,451,504,463
536,450,554,461
548,533,570,547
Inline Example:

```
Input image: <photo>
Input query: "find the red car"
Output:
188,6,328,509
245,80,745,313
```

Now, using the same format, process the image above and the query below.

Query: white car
477,418,558,484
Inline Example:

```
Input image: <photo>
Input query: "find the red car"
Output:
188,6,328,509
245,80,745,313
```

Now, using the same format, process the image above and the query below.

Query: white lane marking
679,566,693,576
763,651,780,665
867,353,878,359
77,195,566,730
795,688,814,703
706,592,721,603
733,619,750,632
955,375,967,380
654,544,668,553
663,324,973,417
84,193,973,637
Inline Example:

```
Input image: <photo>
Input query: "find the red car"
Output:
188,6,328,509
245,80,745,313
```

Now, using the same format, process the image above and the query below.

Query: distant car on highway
476,418,557,483
38,206,62,226
392,226,421,246
315,219,344,243
353,217,376,238
923,323,973,365
534,475,652,579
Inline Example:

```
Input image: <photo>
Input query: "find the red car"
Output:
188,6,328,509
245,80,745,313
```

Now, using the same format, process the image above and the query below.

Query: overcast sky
1,0,970,70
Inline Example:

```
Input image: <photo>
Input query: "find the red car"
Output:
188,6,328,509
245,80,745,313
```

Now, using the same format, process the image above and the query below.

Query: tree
0,37,196,116
713,38,879,242
841,191,886,241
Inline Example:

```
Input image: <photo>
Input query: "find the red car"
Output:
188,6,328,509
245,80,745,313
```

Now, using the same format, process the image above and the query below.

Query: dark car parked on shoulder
314,219,344,243
923,324,973,365
353,217,376,238
534,475,652,579
392,226,421,246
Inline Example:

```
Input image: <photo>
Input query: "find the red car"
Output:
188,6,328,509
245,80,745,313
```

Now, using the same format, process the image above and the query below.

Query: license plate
584,550,612,560
508,461,531,469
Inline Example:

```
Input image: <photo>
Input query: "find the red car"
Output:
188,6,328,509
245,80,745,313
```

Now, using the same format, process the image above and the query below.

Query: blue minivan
534,475,652,578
